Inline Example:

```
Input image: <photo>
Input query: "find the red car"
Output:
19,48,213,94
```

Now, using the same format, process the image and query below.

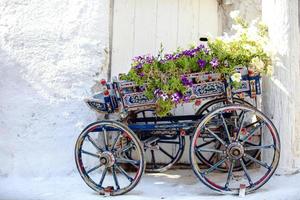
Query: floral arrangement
120,16,273,116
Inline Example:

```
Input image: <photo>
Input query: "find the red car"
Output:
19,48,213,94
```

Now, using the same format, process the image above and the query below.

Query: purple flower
204,48,210,54
135,64,143,70
210,58,219,68
133,54,155,65
183,95,190,103
181,75,193,87
182,49,196,57
139,86,145,92
174,53,182,59
139,72,145,77
154,89,162,96
197,59,206,68
164,54,174,60
145,55,155,64
171,92,181,103
196,44,205,51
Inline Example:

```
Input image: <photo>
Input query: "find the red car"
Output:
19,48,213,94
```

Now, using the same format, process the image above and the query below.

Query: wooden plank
133,0,158,56
155,0,179,52
177,0,200,48
198,0,218,37
111,0,136,77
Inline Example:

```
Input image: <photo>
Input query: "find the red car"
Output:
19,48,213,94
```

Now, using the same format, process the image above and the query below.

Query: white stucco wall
262,0,300,173
0,0,109,177
1,0,298,178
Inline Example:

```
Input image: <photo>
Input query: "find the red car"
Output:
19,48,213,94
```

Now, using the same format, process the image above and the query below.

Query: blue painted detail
192,81,225,98
85,67,262,114
123,93,155,107
231,74,261,96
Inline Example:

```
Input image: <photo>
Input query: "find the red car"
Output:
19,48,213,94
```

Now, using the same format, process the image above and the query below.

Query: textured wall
219,0,262,33
262,0,300,173
0,0,109,177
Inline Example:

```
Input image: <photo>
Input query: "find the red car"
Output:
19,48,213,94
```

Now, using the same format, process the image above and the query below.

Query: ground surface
1,169,300,200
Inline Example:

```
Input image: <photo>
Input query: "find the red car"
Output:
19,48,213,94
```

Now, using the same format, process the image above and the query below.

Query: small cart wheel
195,98,260,172
75,120,145,196
128,110,185,173
190,104,280,194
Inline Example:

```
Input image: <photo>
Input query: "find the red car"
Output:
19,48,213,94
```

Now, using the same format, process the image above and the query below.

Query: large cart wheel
195,98,260,172
190,104,280,194
75,120,145,196
128,110,185,173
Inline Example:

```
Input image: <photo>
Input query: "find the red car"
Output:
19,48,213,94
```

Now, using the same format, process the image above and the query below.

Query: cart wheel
195,97,252,116
128,110,185,173
75,120,145,196
195,98,260,172
190,104,280,194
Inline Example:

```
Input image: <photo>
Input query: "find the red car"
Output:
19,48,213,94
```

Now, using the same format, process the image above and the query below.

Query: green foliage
121,18,272,116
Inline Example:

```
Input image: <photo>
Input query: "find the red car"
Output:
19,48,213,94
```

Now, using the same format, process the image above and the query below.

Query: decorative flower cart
75,67,280,196
74,19,280,196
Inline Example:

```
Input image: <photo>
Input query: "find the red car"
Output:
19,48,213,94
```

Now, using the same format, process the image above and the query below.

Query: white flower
231,72,242,83
160,93,169,101
242,44,257,54
230,10,240,19
250,57,265,72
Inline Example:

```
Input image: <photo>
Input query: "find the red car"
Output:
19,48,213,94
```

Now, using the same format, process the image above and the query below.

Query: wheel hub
99,151,115,167
227,142,244,160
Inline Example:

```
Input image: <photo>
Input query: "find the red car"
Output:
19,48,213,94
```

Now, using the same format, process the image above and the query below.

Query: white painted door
111,0,219,77
111,0,219,164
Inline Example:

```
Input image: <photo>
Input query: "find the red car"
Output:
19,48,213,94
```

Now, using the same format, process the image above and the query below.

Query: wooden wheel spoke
235,111,246,141
99,168,108,187
240,158,253,186
195,151,204,162
196,147,224,154
196,139,217,148
150,150,158,169
87,135,103,152
220,113,232,143
241,121,266,143
225,161,234,189
205,127,226,146
102,127,109,150
208,152,217,163
158,146,175,160
121,142,135,153
244,120,262,129
158,140,180,144
87,163,102,174
112,166,120,190
111,133,122,150
245,144,274,151
81,150,100,158
203,158,227,175
117,158,140,167
244,153,272,170
115,164,134,182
